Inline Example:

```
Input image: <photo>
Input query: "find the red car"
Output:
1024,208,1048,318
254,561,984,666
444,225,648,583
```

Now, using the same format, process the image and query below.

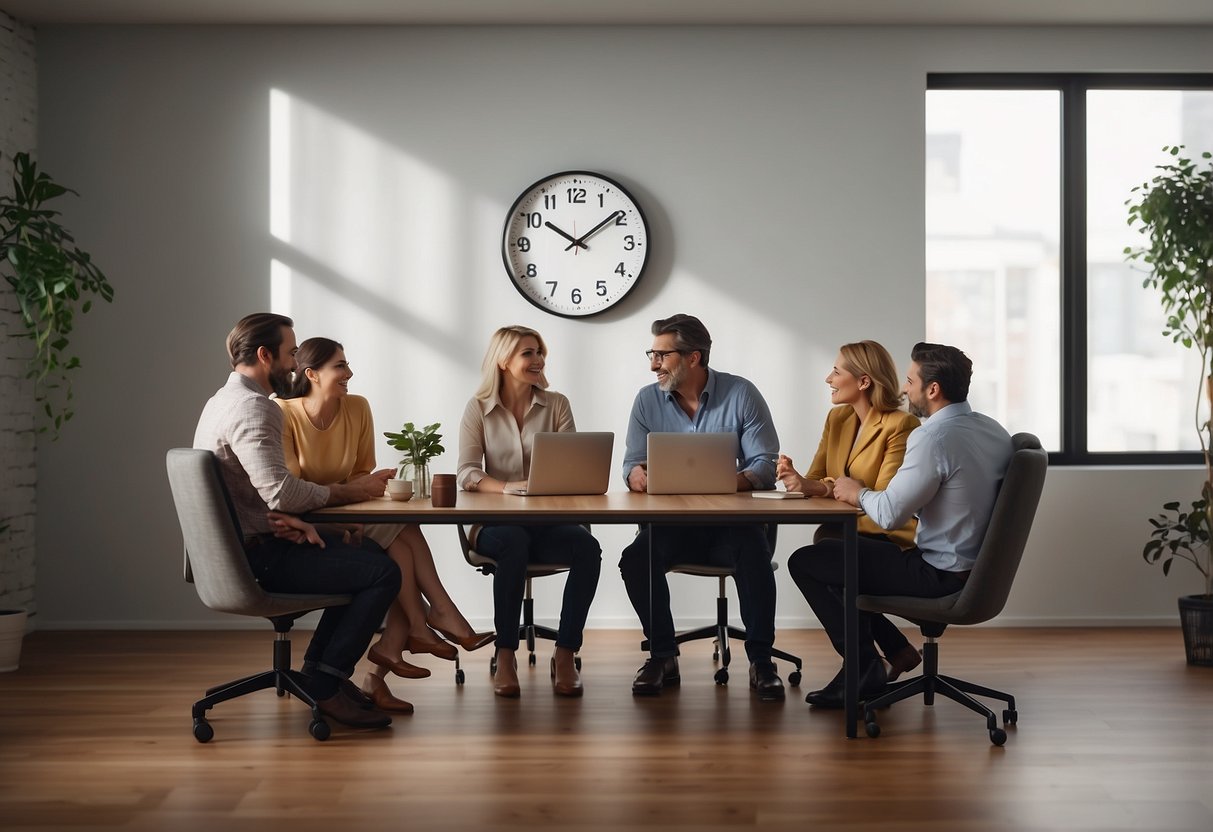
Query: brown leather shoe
632,656,679,696
367,646,432,679
363,674,415,714
406,634,459,661
316,689,392,728
430,623,496,652
494,654,521,698
884,644,923,683
550,655,584,698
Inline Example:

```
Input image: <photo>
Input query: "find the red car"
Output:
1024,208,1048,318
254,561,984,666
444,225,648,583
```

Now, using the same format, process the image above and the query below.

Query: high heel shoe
363,674,415,714
406,634,459,661
550,655,583,698
494,653,521,698
884,644,923,683
428,621,496,652
367,645,431,679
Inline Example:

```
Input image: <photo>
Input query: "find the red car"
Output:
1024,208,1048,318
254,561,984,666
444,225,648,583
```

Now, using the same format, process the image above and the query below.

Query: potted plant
1,152,115,438
1127,144,1213,666
384,421,445,499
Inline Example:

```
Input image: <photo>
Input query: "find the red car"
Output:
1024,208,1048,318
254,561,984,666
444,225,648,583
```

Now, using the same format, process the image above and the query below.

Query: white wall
30,24,1213,629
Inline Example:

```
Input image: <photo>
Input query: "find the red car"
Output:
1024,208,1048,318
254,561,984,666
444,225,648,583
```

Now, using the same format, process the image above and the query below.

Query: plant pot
1178,594,1213,667
0,609,29,673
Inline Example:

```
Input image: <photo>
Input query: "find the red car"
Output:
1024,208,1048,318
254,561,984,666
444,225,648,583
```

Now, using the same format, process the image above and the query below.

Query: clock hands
543,221,588,250
564,211,622,251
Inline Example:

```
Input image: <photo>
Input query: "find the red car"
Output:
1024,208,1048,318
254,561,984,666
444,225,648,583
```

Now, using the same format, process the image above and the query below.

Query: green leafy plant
1,152,114,436
383,422,445,473
1126,145,1213,598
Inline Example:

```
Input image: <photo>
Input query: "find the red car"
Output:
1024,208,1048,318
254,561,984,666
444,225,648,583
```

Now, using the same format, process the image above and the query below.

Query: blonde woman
277,337,492,714
457,326,602,699
777,340,923,686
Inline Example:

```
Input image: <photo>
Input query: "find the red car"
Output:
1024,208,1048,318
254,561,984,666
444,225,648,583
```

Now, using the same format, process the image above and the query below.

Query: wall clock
501,170,649,318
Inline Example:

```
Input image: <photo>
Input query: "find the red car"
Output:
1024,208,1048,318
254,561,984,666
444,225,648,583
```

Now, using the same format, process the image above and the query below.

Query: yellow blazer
804,405,920,549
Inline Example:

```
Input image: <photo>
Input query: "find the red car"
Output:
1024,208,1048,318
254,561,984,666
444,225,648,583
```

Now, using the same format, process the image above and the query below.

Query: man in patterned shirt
194,312,400,730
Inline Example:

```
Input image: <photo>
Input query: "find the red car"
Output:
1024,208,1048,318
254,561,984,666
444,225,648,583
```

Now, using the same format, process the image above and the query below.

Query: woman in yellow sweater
776,340,923,682
277,337,492,714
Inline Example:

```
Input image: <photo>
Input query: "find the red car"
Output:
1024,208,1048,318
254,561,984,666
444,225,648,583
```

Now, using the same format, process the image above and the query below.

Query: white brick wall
0,10,37,620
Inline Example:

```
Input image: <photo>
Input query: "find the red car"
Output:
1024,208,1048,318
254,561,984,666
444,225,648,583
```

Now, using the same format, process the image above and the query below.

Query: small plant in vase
384,421,444,499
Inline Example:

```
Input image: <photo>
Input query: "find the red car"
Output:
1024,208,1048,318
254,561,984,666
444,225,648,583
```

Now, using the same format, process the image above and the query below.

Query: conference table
308,491,865,738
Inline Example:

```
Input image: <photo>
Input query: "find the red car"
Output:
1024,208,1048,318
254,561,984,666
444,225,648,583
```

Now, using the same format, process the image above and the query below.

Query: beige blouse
457,387,576,490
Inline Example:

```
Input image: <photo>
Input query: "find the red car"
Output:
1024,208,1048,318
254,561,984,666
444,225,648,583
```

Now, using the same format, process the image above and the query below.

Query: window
926,75,1213,465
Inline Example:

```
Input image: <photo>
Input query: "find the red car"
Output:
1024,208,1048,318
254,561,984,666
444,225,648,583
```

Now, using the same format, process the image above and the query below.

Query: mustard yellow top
805,405,920,549
274,394,376,485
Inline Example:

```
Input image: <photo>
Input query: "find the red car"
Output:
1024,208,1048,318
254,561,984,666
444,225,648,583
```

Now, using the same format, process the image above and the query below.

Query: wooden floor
1,628,1211,832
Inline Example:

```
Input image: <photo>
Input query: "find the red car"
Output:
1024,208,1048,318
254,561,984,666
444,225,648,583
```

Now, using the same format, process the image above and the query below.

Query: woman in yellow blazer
776,340,922,680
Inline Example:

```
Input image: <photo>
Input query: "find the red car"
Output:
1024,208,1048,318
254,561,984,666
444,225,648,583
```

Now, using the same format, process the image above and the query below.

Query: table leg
843,515,858,738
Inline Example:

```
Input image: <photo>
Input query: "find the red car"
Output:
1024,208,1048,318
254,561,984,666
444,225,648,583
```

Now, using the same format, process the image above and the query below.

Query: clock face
502,170,649,318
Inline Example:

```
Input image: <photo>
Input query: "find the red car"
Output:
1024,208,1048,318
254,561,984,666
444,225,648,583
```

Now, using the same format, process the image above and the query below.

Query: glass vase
402,460,431,499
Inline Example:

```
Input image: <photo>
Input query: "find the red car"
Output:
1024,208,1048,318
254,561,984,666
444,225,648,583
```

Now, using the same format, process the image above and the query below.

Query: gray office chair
643,526,803,686
456,524,581,675
166,448,352,743
857,432,1047,745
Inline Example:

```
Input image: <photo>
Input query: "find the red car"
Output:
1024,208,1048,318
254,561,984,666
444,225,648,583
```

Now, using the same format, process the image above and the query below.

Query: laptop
503,432,614,496
646,432,739,495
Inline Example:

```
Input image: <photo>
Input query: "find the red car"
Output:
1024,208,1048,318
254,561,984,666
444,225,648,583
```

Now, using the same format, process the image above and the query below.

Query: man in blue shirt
788,342,1014,708
620,314,785,700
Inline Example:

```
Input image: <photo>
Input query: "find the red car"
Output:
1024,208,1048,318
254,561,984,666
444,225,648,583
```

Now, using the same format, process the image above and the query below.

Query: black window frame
928,73,1213,466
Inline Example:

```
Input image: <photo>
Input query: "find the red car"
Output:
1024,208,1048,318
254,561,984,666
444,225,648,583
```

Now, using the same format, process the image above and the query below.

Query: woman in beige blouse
278,337,493,714
457,326,602,699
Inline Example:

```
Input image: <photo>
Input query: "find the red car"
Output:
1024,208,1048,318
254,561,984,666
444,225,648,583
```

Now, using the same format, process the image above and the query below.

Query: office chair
456,524,581,674
856,433,1047,745
166,448,352,743
642,525,804,686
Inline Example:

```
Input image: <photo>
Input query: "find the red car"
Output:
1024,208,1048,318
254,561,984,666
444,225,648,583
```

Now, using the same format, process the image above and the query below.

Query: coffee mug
430,473,457,508
386,479,413,501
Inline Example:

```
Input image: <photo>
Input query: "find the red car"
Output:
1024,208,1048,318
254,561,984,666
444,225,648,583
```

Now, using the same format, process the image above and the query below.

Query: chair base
191,623,331,742
862,640,1017,746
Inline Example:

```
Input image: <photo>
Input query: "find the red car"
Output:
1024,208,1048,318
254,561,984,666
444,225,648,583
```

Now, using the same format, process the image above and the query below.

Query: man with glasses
620,314,785,700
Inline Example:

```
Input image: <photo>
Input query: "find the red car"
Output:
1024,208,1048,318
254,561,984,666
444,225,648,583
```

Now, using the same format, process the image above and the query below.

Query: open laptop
503,432,614,496
646,432,739,495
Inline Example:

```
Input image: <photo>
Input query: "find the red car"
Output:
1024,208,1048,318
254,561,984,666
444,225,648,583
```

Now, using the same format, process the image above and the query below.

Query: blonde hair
838,340,904,413
474,325,550,401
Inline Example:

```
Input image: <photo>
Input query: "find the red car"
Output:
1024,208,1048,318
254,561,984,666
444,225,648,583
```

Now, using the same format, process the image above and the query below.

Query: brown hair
285,337,344,398
911,342,973,403
651,313,712,367
226,312,293,369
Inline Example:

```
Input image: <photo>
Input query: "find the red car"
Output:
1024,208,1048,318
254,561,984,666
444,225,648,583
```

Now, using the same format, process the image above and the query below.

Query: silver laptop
504,432,614,496
646,432,739,495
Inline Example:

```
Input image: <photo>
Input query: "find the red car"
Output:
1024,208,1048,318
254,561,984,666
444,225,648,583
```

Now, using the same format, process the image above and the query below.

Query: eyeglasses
645,349,685,363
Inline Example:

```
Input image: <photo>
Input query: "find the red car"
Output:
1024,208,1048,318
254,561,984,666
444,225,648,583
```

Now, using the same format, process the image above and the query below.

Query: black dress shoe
632,656,680,695
804,658,888,709
748,660,785,701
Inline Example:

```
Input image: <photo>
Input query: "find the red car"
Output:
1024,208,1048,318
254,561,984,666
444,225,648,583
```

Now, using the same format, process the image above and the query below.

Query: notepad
752,490,806,500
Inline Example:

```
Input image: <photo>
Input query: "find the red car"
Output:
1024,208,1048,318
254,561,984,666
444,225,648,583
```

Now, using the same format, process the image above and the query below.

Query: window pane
1086,90,1213,452
926,90,1061,450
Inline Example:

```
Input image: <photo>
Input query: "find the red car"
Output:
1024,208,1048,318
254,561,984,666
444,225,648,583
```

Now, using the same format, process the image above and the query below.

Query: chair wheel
1003,709,1017,725
712,649,720,662
714,668,729,685
788,671,802,687
276,688,286,698
528,653,537,666
455,668,466,685
490,655,498,675
865,720,881,738
990,728,1007,746
309,719,331,741
192,718,214,743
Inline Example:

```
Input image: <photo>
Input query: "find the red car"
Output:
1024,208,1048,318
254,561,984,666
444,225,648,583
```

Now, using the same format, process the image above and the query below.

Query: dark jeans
475,524,602,652
787,536,967,667
620,524,776,664
244,533,401,690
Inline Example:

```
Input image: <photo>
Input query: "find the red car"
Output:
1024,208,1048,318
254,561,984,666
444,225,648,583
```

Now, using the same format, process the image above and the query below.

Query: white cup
386,479,414,501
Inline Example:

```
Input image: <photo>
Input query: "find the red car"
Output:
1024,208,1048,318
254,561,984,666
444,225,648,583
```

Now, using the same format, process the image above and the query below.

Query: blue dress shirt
858,401,1013,572
622,368,779,489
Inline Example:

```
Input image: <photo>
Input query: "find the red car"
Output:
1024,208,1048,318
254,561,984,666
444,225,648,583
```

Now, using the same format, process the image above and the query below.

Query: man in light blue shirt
789,342,1013,708
620,314,786,701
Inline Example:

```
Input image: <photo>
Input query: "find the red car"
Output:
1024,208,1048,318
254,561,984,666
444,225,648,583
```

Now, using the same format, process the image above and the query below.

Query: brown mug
430,473,457,508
